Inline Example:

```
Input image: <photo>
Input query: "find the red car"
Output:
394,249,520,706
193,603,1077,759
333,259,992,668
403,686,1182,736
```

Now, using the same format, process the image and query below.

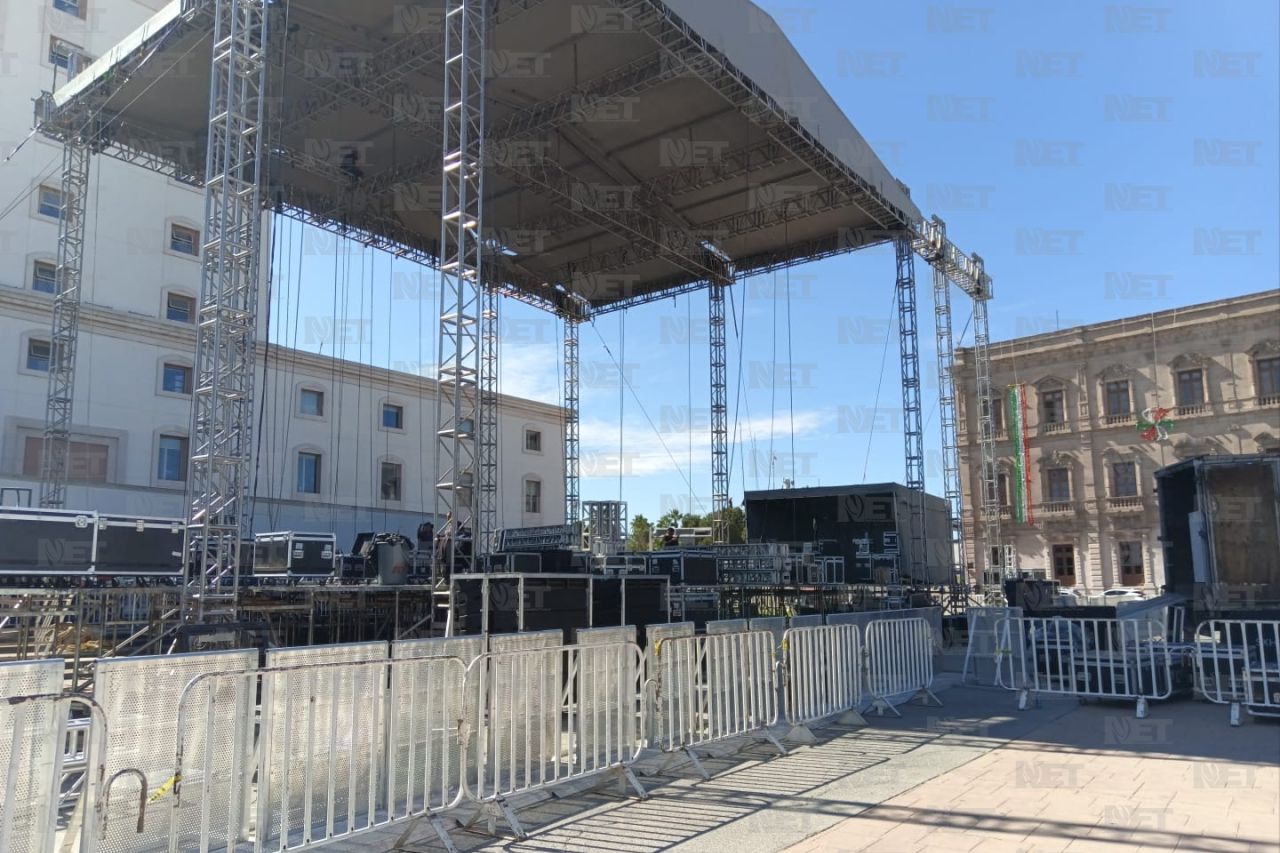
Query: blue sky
272,0,1279,522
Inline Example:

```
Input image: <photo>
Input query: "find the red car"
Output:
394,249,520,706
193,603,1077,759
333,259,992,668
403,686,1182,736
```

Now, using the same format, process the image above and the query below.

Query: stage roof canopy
45,0,922,315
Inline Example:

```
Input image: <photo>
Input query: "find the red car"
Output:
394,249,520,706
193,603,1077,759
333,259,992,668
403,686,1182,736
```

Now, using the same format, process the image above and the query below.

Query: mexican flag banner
1007,384,1033,523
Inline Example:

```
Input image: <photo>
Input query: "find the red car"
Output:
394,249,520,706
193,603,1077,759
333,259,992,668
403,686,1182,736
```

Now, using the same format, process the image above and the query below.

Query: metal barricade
781,624,865,742
963,606,1022,684
747,617,786,653
999,616,1174,719
575,625,637,645
2,660,69,853
649,630,784,779
789,614,823,629
1194,619,1280,726
865,617,941,716
462,641,647,839
706,618,748,635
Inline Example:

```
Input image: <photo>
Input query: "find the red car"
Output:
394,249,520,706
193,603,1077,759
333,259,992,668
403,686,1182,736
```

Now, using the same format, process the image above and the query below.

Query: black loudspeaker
520,576,591,642
682,555,718,585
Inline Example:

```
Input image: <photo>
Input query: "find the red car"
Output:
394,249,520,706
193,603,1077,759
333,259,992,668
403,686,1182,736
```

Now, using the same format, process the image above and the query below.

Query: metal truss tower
971,289,1002,595
183,0,271,621
709,282,729,543
434,0,486,574
477,286,498,555
563,317,580,524
895,237,926,578
39,142,91,509
930,223,966,586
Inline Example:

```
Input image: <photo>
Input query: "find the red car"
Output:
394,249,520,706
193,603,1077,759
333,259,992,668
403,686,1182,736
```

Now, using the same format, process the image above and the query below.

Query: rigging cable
861,288,900,482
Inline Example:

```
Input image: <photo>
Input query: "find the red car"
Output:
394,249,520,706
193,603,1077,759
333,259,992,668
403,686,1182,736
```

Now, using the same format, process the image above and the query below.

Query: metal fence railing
649,631,784,779
963,606,1022,684
781,624,865,742
997,616,1175,719
1194,619,1280,726
865,617,941,716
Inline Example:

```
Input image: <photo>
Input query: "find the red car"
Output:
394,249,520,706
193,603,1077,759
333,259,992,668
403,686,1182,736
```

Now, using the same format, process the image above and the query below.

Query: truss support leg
930,221,965,590
39,141,91,509
477,286,498,557
434,0,487,576
895,237,926,579
709,282,729,543
183,0,271,622
972,289,1001,600
564,317,580,524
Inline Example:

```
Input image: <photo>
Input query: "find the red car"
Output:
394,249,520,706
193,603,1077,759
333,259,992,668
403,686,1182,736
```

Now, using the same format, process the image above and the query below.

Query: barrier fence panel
706,618,748,635
788,614,823,629
575,625,637,645
1194,619,1280,726
257,643,388,851
95,649,258,853
999,616,1174,719
865,617,940,716
650,631,784,779
963,606,1022,684
747,617,786,653
463,642,646,839
1,660,67,853
782,625,864,742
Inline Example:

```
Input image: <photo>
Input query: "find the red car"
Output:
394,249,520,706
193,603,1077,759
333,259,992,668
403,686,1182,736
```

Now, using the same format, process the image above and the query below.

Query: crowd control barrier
781,624,865,742
963,606,1021,684
1194,619,1280,726
865,617,941,716
649,630,784,779
461,641,646,839
997,616,1174,719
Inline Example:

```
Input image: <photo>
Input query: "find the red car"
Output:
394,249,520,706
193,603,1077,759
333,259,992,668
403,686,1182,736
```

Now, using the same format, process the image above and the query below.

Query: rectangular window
166,293,196,323
1118,540,1144,586
26,339,52,372
162,363,192,395
23,436,108,482
48,37,81,70
525,429,542,452
1040,389,1065,425
37,185,63,219
1111,461,1138,498
1104,380,1131,417
1176,369,1205,408
997,472,1010,507
53,0,82,16
33,261,57,293
299,389,324,417
380,462,402,501
524,479,541,514
297,452,321,494
1257,357,1280,398
157,435,189,482
1046,468,1071,503
1052,544,1076,585
382,403,403,430
169,224,199,256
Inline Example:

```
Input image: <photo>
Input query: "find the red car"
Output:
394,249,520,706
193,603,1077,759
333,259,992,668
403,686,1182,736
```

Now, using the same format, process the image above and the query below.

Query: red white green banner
1007,384,1033,523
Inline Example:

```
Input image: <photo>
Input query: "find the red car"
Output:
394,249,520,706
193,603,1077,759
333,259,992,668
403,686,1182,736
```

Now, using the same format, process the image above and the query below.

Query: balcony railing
1107,496,1144,511
1259,394,1280,407
1038,501,1074,514
1040,421,1069,434
1104,413,1134,426
1176,404,1207,417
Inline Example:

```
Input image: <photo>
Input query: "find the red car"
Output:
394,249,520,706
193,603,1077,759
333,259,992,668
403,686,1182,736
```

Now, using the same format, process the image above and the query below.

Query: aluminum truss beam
39,142,91,509
563,318,581,524
433,0,486,576
895,238,926,579
709,281,729,544
971,288,1002,596
929,221,965,586
477,286,499,555
183,0,271,622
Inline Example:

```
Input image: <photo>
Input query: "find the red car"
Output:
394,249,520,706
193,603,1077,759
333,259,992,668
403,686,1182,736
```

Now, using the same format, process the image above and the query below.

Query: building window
525,429,542,452
1046,467,1071,503
1176,369,1204,408
381,403,403,430
169,224,199,256
157,435,189,482
380,461,402,501
26,339,53,372
524,479,542,514
1256,356,1280,400
297,452,321,494
32,260,57,294
48,37,82,70
1111,461,1139,498
1104,380,1131,418
53,0,83,17
299,388,324,417
1040,389,1065,425
1117,540,1144,586
997,472,1011,507
23,436,109,482
162,363,193,395
166,292,196,323
37,185,64,219
1052,544,1076,586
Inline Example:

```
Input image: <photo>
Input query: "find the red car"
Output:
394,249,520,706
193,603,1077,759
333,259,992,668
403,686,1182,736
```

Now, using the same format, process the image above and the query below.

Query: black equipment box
95,513,184,576
646,551,718,585
0,507,183,577
253,531,337,577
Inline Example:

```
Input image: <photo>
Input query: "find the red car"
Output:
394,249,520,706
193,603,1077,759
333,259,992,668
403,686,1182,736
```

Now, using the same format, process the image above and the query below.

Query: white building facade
0,0,566,548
